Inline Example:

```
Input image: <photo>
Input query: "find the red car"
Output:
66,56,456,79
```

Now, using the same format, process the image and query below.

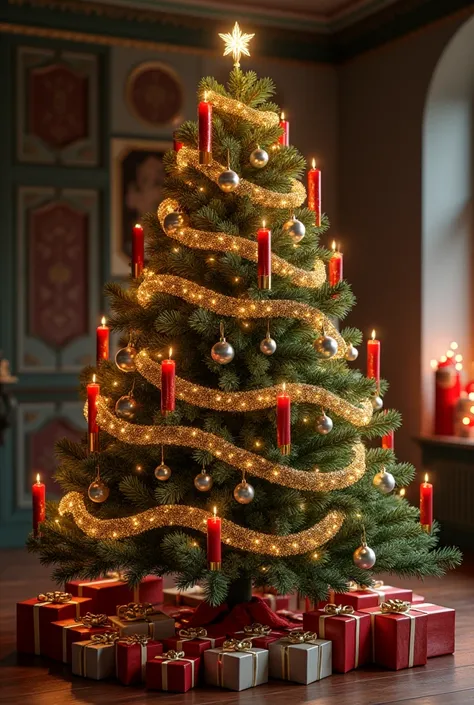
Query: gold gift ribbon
279,631,320,681
77,577,139,602
318,603,362,668
217,639,257,688
154,650,196,690
34,592,78,656
60,614,108,662
77,632,119,677
117,634,150,681
117,602,155,621
176,627,217,650
243,623,272,638
369,599,416,667
347,580,386,604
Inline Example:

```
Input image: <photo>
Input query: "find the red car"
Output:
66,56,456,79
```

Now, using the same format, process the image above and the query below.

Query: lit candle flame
101,316,106,327
331,240,336,252
424,473,429,483
169,347,173,359
262,219,266,228
36,473,41,484
281,111,285,120
311,158,316,169
282,382,286,392
204,90,208,101
92,374,96,383
213,506,217,518
134,222,142,230
371,330,376,340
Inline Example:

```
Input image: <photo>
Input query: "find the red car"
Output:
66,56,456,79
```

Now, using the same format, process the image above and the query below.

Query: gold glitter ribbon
154,650,196,690
279,631,320,681
369,600,416,667
318,604,362,668
37,591,72,603
217,639,257,687
243,623,272,638
34,592,79,656
118,634,150,680
117,602,154,621
175,627,217,650
204,89,280,128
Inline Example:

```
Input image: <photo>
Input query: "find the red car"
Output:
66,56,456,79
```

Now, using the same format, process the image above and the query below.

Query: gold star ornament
219,22,255,67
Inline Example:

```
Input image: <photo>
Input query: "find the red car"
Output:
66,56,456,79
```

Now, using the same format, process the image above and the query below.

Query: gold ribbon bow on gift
323,603,355,616
178,627,208,639
155,650,197,690
117,602,154,621
159,649,185,660
279,630,321,682
37,591,72,604
347,580,384,592
106,570,127,581
90,632,120,645
380,599,410,613
369,599,416,667
77,613,110,628
284,630,318,644
217,639,258,688
319,602,363,668
222,638,253,652
243,623,272,637
119,633,150,646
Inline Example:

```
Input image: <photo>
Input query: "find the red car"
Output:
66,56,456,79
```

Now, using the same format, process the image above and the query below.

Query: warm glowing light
462,416,470,426
470,406,474,414
169,347,173,359
311,158,316,169
136,465,143,472
204,90,209,101
446,350,454,358
36,473,41,484
282,382,286,392
331,240,336,252
371,330,376,340
430,359,438,370
469,392,474,401
424,473,429,483
399,488,406,498
218,22,254,67
262,219,266,228
281,111,285,120
455,354,463,362
450,341,458,350
213,506,217,518
101,316,106,326
440,355,447,363
456,363,463,371
92,374,96,383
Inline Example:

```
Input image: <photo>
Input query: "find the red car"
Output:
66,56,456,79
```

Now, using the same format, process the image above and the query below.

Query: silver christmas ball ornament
163,211,189,235
115,345,138,372
372,395,383,411
211,325,235,365
353,543,376,570
316,412,333,435
249,147,269,169
88,479,110,503
313,334,338,359
345,344,359,362
217,168,240,193
233,479,255,504
282,215,306,244
115,394,140,421
194,469,213,492
373,467,396,494
154,463,172,481
260,335,277,356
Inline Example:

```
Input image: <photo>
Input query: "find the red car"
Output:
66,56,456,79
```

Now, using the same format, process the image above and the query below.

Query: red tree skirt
186,596,292,637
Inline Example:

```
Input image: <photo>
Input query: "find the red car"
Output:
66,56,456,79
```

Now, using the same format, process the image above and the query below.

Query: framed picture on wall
110,137,171,277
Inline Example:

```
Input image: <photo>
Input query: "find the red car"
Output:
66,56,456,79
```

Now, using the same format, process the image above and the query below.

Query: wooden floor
1,550,473,705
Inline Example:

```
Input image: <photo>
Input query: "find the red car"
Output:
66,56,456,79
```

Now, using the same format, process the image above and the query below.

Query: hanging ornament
211,322,235,365
194,465,213,492
163,211,189,235
373,466,396,494
259,320,277,356
282,215,306,244
88,468,109,504
345,344,359,362
353,542,376,570
217,149,240,193
313,332,338,359
115,341,138,372
372,395,383,411
154,446,171,481
233,476,255,504
315,411,333,435
115,383,140,421
249,146,269,169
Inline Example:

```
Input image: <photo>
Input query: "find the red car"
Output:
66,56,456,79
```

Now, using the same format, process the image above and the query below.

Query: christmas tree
29,25,460,605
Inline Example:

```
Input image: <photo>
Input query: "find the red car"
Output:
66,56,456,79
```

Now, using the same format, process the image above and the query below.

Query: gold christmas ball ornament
233,479,255,504
249,146,269,168
315,412,333,435
194,468,213,492
154,462,172,481
217,168,240,193
88,479,110,503
163,211,189,235
313,334,338,359
282,215,306,244
372,395,383,411
345,344,359,362
115,395,140,421
373,467,396,494
115,345,138,372
353,542,376,570
259,335,277,356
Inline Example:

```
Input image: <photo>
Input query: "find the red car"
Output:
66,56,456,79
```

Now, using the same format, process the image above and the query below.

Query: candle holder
88,431,99,454
279,444,291,456
209,561,221,571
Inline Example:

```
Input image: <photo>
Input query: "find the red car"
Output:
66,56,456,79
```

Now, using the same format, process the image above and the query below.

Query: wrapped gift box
163,586,205,607
413,603,455,657
17,593,92,655
146,652,200,692
362,602,428,670
71,633,119,679
303,605,371,673
229,624,285,650
116,636,163,685
269,632,332,684
109,604,175,640
204,641,268,691
332,585,413,611
47,614,112,663
411,593,425,605
164,627,226,657
66,575,163,615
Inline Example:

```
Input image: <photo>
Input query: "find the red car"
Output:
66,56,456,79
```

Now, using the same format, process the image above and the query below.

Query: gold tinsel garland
135,351,372,425
203,89,280,129
59,491,344,556
177,147,306,209
158,199,326,289
96,398,366,492
137,273,346,357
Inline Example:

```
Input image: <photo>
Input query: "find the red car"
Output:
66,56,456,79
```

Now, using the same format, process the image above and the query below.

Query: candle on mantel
32,473,45,537
420,473,433,532
173,131,184,152
161,348,176,415
328,241,343,287
277,383,291,455
132,223,144,278
87,374,100,453
207,506,222,570
278,111,289,146
257,220,271,290
198,93,212,165
382,430,394,450
367,330,381,389
96,317,110,365
307,158,321,226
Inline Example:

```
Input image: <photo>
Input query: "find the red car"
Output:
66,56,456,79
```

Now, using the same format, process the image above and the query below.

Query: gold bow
348,580,384,592
178,627,208,639
77,613,109,628
221,638,253,652
323,603,355,616
284,630,318,644
117,602,154,621
90,632,120,645
37,591,72,604
243,623,271,637
119,634,150,646
156,650,185,661
380,599,410,614
106,570,127,581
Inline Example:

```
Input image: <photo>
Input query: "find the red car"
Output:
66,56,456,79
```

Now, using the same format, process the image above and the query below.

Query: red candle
367,330,381,388
198,95,212,165
87,374,100,453
96,317,110,364
207,506,222,570
277,383,291,455
420,473,433,532
434,357,461,435
32,473,45,537
382,430,394,450
132,223,144,278
278,111,289,146
257,221,271,290
307,158,321,226
161,348,176,414
173,131,184,152
328,241,343,286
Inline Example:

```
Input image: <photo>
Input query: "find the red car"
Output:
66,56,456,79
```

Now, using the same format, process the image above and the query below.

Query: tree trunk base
227,576,253,608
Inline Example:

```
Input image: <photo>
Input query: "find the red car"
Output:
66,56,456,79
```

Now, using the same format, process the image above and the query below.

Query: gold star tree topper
219,22,255,68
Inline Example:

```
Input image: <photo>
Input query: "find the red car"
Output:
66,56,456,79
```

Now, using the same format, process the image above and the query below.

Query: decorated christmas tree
29,24,460,606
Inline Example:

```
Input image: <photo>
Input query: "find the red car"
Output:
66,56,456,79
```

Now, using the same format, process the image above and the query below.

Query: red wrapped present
46,613,112,662
362,599,428,670
164,627,226,657
163,586,205,607
411,593,425,605
321,581,413,611
276,609,303,626
116,634,163,685
229,623,284,650
66,575,163,615
146,650,200,692
412,603,455,657
109,602,175,640
303,604,371,673
17,591,92,655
